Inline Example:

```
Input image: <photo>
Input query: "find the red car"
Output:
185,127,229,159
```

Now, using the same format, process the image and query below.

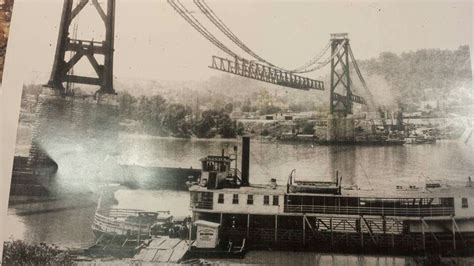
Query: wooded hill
358,45,472,110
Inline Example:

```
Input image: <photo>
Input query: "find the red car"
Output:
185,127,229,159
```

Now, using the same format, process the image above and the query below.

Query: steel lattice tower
329,33,352,115
45,0,116,95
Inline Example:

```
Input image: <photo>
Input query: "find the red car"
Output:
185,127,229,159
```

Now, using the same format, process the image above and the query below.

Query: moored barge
188,137,474,255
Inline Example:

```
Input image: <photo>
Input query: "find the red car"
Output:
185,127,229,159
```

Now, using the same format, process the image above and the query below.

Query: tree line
118,92,244,138
359,45,472,110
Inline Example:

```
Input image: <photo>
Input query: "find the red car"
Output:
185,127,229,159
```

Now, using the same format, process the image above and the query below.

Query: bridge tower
329,33,352,115
45,0,116,95
18,0,120,196
327,33,354,141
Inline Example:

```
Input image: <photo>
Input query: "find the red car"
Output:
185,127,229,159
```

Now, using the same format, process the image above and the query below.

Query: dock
132,237,193,263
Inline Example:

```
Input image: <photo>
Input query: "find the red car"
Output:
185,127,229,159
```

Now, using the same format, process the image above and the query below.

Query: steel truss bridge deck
210,55,325,91
332,92,366,105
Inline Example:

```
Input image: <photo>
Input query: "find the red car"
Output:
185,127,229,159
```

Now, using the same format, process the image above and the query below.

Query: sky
6,0,473,83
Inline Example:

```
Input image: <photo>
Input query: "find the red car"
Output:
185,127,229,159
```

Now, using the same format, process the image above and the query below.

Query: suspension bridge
45,0,376,141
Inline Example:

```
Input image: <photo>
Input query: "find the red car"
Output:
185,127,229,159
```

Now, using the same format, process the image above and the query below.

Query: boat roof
189,184,474,198
190,184,285,195
340,186,474,198
194,220,220,228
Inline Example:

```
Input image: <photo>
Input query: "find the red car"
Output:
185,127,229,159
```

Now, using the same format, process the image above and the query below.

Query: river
6,135,474,263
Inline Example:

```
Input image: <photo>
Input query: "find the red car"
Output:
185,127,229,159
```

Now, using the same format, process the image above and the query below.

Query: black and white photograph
0,0,473,264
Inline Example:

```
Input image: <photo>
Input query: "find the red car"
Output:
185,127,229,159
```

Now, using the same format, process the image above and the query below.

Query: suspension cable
348,45,375,106
297,40,346,73
290,41,331,73
173,0,237,57
195,0,278,67
168,0,238,58
195,0,333,73
171,0,349,77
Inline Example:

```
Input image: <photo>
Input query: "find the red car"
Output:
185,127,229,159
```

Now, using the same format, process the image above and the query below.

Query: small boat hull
91,208,172,239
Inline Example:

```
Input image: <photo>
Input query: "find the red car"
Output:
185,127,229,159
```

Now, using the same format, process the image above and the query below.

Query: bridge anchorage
45,0,116,97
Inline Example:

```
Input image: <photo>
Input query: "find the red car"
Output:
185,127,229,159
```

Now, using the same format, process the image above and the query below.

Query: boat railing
284,204,454,217
226,227,303,243
229,168,242,177
93,212,152,231
96,208,170,218
93,208,171,233
238,238,246,253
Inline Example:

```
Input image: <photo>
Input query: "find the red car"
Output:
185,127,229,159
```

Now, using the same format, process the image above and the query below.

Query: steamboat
188,137,474,255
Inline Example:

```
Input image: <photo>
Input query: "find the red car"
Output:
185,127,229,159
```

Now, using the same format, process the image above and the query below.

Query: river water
6,135,474,262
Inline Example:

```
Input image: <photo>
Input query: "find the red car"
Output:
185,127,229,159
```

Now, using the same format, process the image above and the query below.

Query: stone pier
10,87,119,197
326,113,355,142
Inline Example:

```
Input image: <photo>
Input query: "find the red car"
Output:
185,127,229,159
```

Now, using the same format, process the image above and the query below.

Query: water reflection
7,203,96,248
208,251,412,265
119,137,474,189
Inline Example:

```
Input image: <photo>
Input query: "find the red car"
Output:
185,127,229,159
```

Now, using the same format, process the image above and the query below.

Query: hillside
27,46,471,114
358,45,472,110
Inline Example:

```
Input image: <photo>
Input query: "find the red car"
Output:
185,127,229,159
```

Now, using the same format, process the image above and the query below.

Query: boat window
205,161,222,172
263,195,269,205
219,164,226,172
218,193,224,204
273,195,279,206
462,198,468,208
441,198,455,207
232,194,239,204
247,195,254,205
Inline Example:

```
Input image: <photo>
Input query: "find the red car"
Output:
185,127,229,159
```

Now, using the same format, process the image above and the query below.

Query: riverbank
4,239,473,265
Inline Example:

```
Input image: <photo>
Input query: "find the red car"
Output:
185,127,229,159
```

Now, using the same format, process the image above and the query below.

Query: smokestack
241,136,250,186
